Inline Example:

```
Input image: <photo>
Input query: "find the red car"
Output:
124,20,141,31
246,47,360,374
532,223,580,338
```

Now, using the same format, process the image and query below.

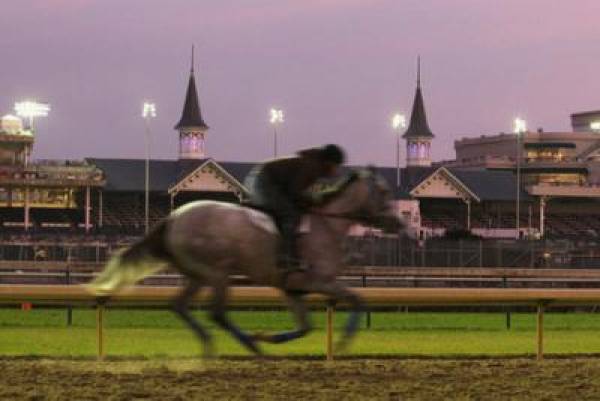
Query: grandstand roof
87,158,255,193
87,159,179,191
447,168,531,201
87,158,532,203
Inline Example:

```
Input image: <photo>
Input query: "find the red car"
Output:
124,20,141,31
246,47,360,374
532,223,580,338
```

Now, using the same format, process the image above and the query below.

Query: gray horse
88,168,401,356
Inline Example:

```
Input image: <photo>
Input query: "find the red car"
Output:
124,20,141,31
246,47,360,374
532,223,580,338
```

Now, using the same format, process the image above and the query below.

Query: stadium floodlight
590,121,600,132
270,108,284,125
513,117,527,134
269,108,284,157
142,102,157,119
391,113,406,131
14,101,50,130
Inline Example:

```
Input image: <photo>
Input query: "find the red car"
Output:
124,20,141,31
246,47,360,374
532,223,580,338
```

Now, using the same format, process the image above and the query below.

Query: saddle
242,203,310,235
241,204,279,235
242,203,307,270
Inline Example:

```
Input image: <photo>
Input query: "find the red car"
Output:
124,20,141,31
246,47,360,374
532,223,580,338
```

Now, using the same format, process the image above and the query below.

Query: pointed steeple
175,46,209,130
403,56,434,139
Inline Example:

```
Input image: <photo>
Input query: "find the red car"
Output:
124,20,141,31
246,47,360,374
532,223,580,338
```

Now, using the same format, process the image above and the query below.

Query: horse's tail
87,219,171,296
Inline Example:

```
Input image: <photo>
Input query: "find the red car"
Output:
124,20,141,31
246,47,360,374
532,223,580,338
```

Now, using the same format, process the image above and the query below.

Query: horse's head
346,167,404,233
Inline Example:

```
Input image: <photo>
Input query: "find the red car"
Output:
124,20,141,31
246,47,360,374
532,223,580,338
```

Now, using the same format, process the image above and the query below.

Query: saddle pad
244,208,278,234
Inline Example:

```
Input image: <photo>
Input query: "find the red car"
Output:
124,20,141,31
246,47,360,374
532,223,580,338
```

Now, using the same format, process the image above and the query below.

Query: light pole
270,108,284,158
513,117,527,239
142,102,156,235
392,113,407,189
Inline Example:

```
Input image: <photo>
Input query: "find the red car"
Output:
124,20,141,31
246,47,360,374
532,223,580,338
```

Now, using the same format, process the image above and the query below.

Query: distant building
0,114,104,230
420,115,600,239
571,110,600,133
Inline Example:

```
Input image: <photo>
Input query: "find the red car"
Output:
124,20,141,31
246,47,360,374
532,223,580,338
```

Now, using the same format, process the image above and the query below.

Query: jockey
245,144,346,267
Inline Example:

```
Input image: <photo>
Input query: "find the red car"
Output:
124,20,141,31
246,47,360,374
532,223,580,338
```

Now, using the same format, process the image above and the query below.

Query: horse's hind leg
210,280,262,355
172,279,214,358
253,291,312,344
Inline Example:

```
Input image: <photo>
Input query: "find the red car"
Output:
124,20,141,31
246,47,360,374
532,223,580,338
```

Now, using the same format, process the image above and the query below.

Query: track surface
3,357,600,400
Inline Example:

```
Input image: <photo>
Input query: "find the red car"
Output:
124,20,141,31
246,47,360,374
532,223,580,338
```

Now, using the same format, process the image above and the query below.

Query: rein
310,210,371,222
309,170,382,225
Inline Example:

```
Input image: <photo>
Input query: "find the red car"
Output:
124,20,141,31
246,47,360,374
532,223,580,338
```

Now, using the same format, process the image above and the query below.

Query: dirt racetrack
2,357,600,400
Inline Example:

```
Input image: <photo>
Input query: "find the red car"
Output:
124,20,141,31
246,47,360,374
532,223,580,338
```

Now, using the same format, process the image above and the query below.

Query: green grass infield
2,308,600,357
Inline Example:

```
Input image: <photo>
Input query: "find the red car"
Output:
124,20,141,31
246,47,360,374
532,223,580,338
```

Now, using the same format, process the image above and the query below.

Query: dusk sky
3,1,600,166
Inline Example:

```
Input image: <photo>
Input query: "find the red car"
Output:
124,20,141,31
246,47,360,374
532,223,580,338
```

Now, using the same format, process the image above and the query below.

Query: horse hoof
202,343,216,360
334,337,355,355
250,332,269,342
246,340,264,356
251,344,264,356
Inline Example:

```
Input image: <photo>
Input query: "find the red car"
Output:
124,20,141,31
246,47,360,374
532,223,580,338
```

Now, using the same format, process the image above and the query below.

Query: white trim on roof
409,167,480,202
168,158,248,196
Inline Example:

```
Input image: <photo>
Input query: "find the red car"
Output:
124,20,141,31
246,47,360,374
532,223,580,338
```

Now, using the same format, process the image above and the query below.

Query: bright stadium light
513,117,527,134
270,108,284,157
142,102,157,119
14,101,50,130
590,121,600,132
270,108,284,125
391,113,406,131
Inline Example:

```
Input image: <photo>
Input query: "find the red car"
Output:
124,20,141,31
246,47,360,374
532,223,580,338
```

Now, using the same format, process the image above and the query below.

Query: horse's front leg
210,278,263,355
308,280,364,353
252,290,312,344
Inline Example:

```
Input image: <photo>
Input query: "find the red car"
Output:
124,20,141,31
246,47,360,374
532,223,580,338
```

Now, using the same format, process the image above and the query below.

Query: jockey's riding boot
278,234,300,269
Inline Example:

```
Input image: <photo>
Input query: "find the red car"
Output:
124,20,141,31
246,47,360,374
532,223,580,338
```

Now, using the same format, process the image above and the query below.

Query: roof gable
410,167,478,201
169,159,247,197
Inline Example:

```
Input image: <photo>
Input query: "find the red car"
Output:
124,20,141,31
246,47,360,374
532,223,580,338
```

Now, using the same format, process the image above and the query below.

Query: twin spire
174,50,432,159
175,45,209,130
403,56,434,139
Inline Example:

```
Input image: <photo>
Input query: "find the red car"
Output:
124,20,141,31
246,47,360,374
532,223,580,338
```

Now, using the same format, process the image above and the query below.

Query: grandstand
0,60,599,249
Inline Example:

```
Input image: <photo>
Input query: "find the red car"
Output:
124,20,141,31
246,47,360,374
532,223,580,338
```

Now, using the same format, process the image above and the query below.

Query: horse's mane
313,168,369,206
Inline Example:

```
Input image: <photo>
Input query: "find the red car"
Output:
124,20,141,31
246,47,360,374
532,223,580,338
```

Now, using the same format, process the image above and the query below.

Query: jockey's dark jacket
261,148,330,210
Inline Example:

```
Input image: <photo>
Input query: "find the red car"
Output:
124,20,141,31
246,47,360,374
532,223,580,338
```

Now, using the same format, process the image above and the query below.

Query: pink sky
2,0,600,166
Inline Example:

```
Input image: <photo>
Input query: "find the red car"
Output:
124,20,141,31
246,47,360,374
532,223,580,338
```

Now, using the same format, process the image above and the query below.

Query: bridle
310,171,388,226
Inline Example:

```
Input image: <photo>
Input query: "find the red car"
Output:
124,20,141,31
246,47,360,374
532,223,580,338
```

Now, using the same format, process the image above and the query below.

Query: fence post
498,242,503,267
479,240,483,267
363,275,371,329
96,302,105,360
503,277,511,330
65,266,72,326
536,301,545,361
326,304,334,361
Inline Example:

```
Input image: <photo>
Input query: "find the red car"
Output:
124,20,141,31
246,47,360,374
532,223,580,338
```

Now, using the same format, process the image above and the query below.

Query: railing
0,237,599,268
3,285,600,361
